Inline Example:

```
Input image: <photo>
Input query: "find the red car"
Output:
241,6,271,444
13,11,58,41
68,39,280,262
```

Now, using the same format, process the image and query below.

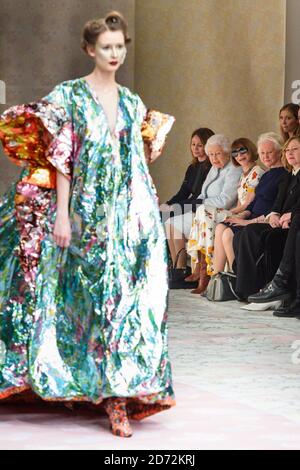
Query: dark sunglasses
231,147,248,158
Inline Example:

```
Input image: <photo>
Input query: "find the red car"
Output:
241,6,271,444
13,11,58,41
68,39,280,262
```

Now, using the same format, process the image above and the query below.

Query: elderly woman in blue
165,134,242,288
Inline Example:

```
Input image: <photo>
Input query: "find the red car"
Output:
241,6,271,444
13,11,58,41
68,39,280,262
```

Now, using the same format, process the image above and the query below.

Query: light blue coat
199,160,242,209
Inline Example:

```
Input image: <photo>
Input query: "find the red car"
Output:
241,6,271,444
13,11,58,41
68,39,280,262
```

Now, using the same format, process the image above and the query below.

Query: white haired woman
165,134,242,291
229,133,300,300
186,136,265,294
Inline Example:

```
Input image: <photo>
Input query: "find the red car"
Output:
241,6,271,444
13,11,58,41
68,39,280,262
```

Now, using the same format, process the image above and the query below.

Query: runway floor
1,290,300,450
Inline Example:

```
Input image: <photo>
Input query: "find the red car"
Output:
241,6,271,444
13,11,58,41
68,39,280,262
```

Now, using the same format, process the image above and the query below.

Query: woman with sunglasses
186,137,263,293
213,133,286,276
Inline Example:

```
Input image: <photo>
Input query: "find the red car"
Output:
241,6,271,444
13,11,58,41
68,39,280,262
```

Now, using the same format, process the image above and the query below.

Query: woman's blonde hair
282,135,300,172
81,11,131,53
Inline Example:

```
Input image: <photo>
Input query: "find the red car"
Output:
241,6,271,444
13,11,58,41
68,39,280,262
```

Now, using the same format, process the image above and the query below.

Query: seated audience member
231,135,300,300
187,137,264,294
213,132,286,275
248,137,300,316
165,134,242,277
279,103,300,143
160,128,214,219
247,211,300,318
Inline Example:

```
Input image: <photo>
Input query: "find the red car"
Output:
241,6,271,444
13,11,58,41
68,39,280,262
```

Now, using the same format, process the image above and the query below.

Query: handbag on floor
168,248,198,289
206,271,239,301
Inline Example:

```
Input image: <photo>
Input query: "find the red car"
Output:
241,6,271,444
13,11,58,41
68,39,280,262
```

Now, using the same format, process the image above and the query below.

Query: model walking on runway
0,11,175,437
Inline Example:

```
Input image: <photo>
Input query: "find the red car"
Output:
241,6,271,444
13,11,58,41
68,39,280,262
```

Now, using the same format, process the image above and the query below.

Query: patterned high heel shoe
104,397,133,438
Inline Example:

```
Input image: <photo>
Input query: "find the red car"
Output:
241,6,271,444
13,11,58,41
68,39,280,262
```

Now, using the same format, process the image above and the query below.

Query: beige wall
135,0,286,203
0,0,287,200
0,0,135,192
284,0,300,104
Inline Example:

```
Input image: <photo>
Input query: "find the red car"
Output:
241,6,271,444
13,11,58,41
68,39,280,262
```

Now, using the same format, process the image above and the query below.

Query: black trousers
296,229,300,298
233,224,289,298
279,213,300,297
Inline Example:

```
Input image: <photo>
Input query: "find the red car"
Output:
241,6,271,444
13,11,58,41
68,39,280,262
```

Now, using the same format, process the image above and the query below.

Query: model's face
207,145,229,168
191,135,206,162
284,139,300,170
279,109,298,135
259,141,281,168
88,30,126,72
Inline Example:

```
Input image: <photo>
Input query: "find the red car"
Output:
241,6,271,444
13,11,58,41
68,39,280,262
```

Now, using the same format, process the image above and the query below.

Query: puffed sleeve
42,83,73,179
0,82,74,188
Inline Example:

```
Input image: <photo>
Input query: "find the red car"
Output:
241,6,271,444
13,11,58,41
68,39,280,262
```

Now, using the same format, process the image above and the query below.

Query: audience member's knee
222,228,233,243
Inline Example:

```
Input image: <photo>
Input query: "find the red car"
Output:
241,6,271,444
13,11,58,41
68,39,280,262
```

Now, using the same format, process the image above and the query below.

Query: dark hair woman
160,127,214,217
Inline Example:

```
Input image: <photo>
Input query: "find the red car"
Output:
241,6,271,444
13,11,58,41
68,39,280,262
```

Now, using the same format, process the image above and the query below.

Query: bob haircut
231,137,258,167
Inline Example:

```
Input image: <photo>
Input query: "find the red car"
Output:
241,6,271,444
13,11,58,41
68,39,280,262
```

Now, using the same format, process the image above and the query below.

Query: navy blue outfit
222,167,287,234
246,167,287,218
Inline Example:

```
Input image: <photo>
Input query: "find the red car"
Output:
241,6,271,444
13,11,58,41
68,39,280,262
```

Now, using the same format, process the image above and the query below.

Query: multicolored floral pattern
0,79,175,416
237,166,265,203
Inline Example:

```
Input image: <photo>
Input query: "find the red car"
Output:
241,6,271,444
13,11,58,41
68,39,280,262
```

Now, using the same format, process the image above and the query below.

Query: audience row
162,102,300,318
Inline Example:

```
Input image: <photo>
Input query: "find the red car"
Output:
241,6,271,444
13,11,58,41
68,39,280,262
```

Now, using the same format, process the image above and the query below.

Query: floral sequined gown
0,79,175,417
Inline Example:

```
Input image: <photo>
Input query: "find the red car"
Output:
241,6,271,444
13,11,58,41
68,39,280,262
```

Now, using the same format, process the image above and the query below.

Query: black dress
233,171,300,298
167,160,211,213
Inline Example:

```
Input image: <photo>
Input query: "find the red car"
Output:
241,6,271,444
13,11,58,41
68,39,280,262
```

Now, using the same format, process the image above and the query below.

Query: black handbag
206,271,240,301
168,248,198,289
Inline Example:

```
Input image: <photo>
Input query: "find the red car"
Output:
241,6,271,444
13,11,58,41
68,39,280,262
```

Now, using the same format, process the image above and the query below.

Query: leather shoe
273,299,300,318
247,281,290,304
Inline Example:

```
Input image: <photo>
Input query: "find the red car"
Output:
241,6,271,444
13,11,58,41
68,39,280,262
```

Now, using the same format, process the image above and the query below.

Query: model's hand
269,214,281,228
53,215,71,248
149,148,163,164
144,142,163,164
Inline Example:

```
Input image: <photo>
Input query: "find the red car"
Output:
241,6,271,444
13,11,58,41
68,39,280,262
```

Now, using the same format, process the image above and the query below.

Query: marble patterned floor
1,290,300,450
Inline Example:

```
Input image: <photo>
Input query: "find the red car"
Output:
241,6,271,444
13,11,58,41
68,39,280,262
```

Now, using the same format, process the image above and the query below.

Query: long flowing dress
0,79,175,419
187,165,264,274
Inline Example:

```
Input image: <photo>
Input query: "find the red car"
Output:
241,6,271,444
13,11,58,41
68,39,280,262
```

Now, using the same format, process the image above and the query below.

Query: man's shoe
247,281,290,304
273,299,300,318
272,298,291,314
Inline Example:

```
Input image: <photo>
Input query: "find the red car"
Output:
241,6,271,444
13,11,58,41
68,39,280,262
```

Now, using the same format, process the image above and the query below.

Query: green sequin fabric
0,79,175,414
